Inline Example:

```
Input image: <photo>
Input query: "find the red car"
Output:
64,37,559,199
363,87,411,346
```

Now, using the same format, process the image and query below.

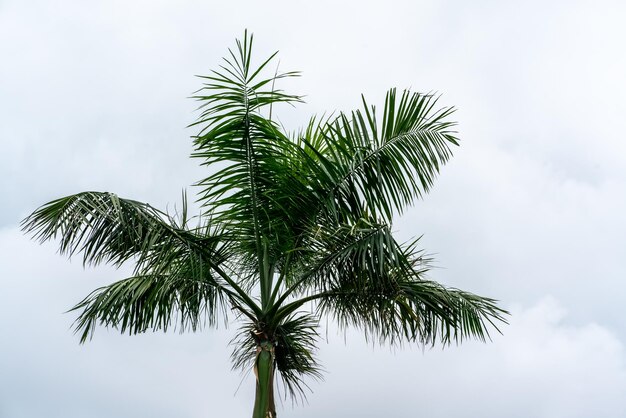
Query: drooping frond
20,191,225,271
230,314,322,401
71,270,228,343
273,314,322,400
276,225,506,346
316,277,506,346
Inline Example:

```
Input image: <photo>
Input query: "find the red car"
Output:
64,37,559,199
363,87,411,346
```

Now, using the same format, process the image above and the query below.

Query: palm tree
22,32,507,418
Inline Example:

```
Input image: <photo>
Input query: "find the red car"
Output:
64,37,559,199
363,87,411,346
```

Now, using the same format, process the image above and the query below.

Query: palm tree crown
22,31,507,418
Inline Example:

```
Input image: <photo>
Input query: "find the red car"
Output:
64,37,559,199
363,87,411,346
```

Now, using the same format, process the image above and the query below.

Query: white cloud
292,297,626,418
2,0,626,416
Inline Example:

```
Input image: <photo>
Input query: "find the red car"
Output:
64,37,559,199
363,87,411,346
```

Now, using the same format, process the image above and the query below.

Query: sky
1,0,626,417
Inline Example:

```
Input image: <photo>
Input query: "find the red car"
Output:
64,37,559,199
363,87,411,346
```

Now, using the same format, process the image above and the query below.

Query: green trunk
252,341,276,418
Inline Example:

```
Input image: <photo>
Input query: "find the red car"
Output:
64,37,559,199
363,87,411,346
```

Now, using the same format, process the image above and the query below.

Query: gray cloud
294,298,626,418
2,0,626,416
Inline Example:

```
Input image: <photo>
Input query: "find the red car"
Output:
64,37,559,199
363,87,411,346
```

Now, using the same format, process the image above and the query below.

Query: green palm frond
273,314,322,401
316,278,506,346
276,228,506,346
189,31,314,308
300,89,458,222
306,220,405,291
190,30,304,234
71,270,228,343
231,314,321,401
269,215,414,312
291,219,404,294
20,191,222,270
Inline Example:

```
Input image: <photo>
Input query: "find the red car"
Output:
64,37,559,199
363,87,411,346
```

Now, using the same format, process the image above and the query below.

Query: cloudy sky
2,1,626,416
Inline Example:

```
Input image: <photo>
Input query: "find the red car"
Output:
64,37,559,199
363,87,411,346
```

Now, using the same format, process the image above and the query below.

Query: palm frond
316,278,507,346
21,191,229,272
271,217,409,309
23,192,192,266
301,89,458,221
71,269,229,343
303,219,405,292
278,228,507,345
190,31,315,306
273,314,322,401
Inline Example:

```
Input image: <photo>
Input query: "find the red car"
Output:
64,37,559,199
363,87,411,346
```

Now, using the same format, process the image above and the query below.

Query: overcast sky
2,1,626,417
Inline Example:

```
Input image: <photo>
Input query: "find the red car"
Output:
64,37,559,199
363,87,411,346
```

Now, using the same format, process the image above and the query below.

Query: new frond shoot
22,30,508,418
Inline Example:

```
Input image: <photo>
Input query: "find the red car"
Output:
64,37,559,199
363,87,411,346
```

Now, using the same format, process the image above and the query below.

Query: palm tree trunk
252,341,276,418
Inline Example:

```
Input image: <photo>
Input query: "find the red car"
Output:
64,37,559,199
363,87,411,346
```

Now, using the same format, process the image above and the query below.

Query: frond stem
212,264,262,317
